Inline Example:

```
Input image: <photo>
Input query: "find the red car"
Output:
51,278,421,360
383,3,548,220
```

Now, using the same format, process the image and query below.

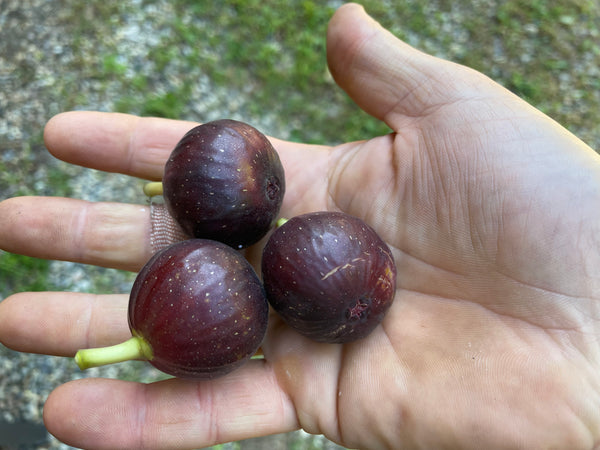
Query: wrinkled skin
1,3,600,449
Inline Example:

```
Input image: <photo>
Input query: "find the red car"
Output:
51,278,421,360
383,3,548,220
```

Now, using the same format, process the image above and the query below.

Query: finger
0,196,152,271
44,365,299,450
43,111,331,185
44,111,198,181
0,292,129,356
326,3,505,128
43,111,334,217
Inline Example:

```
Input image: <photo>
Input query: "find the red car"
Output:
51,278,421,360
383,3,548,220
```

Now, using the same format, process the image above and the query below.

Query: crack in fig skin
262,211,397,343
321,257,366,281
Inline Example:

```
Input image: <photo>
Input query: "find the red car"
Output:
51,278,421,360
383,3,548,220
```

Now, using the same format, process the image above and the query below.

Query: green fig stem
276,217,288,228
143,181,164,197
74,335,153,370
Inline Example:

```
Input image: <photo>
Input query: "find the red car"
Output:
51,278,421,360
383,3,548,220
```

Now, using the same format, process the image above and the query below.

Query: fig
162,119,285,249
75,239,268,379
261,211,396,343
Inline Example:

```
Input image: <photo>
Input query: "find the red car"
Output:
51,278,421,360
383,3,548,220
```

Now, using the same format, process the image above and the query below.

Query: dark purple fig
261,211,396,343
75,239,268,380
163,119,285,249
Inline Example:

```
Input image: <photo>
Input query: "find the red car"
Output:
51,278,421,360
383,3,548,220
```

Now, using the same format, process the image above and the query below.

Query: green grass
66,0,393,144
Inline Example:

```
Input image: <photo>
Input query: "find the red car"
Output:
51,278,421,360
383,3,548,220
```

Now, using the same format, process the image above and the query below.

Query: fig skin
261,211,397,344
163,119,285,249
129,239,268,379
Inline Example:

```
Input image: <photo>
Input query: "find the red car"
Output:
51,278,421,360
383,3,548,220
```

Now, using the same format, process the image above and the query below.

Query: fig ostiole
261,211,397,344
75,239,269,380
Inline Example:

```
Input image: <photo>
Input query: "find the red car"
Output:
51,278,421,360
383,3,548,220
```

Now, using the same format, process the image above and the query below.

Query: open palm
1,4,599,449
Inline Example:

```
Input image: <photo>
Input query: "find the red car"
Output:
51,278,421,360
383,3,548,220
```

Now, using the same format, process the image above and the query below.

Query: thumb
326,3,499,129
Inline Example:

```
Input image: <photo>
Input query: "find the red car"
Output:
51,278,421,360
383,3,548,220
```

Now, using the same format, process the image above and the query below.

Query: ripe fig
163,119,285,249
261,211,396,343
75,239,268,380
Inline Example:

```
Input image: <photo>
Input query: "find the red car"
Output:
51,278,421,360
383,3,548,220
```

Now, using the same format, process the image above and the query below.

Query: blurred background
0,0,598,448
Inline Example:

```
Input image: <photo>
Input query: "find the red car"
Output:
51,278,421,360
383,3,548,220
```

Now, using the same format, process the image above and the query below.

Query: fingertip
326,2,375,83
43,380,88,448
330,1,366,22
0,292,67,355
41,111,189,178
0,196,35,254
326,1,412,123
326,2,490,127
43,379,129,449
0,194,17,225
43,111,143,173
42,111,63,146
43,111,81,159
43,381,68,437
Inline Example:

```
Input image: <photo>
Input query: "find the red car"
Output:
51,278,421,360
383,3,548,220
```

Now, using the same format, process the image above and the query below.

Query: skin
0,3,599,449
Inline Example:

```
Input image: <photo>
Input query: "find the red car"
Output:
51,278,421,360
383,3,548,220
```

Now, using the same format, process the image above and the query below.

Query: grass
41,0,600,148
78,1,600,144
69,0,393,144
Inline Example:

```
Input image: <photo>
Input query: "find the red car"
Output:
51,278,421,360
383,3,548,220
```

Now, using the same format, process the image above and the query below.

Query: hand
1,3,600,449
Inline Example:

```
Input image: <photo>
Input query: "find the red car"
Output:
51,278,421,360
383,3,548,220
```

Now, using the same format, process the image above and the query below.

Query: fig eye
266,176,281,201
347,297,370,322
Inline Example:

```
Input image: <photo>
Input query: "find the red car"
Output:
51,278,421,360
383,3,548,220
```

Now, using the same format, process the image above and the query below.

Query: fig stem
276,217,288,228
144,181,164,197
74,335,153,370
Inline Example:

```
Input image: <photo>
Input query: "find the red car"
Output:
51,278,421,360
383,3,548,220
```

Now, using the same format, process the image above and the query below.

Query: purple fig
75,239,268,379
262,212,396,343
163,119,285,249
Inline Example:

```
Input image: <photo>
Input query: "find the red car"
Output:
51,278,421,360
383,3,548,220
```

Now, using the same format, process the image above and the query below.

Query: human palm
1,4,600,449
